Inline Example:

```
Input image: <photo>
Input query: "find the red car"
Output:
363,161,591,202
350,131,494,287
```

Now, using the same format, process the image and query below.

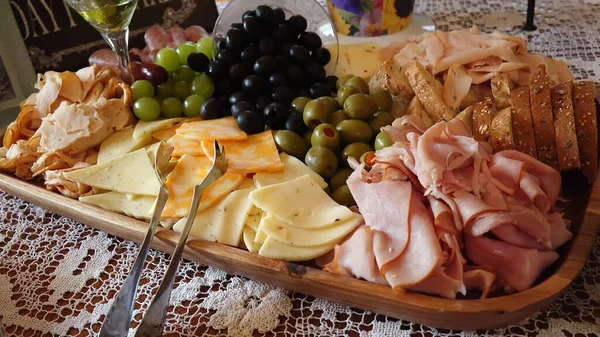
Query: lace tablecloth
2,0,600,336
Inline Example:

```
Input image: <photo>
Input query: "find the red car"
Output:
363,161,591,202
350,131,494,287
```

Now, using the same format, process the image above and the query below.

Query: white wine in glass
65,0,138,70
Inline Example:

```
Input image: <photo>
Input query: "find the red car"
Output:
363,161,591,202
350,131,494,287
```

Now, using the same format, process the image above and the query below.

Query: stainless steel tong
99,140,228,337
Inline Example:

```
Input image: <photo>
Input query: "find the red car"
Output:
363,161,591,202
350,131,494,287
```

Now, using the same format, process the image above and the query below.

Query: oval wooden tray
0,169,597,330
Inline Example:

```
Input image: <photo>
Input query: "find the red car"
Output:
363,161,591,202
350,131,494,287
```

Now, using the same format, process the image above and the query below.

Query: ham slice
463,268,496,298
409,249,465,299
465,235,558,292
145,25,171,51
184,25,208,42
381,115,427,144
168,26,187,46
443,64,472,110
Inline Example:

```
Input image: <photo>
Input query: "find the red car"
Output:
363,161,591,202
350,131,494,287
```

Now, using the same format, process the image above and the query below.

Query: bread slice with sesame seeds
529,66,559,170
404,61,456,123
572,80,598,182
455,105,474,136
473,96,497,143
407,95,435,128
368,59,414,118
491,73,514,110
490,107,515,152
510,86,538,158
551,81,580,171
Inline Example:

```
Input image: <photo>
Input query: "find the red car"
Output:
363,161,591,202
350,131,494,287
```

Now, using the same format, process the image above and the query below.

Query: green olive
368,111,395,132
316,96,340,113
329,168,353,191
336,119,373,144
303,100,331,129
303,130,313,146
332,185,356,207
374,131,393,150
345,76,370,94
336,74,354,90
324,186,332,196
336,85,360,107
341,142,373,167
305,146,339,179
360,151,375,169
311,123,340,150
370,88,393,112
291,96,312,114
343,94,377,120
330,110,348,126
274,130,309,159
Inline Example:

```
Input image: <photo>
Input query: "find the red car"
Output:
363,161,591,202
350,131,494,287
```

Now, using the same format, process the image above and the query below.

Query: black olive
229,91,248,106
225,28,245,51
289,45,311,66
240,45,259,65
307,62,326,82
206,61,224,80
217,38,227,51
242,75,265,94
298,88,311,97
271,86,295,105
313,47,331,65
275,54,290,71
218,96,231,117
229,63,248,82
255,95,271,111
309,82,330,98
259,36,277,55
253,55,277,76
273,7,286,23
286,65,304,86
285,112,308,135
287,15,307,35
299,32,322,51
243,16,260,40
242,10,256,20
256,5,277,29
263,102,290,129
231,101,254,118
236,111,265,135
187,52,209,73
217,49,238,66
229,23,244,31
273,24,292,42
216,77,236,96
324,75,338,93
200,98,221,120
268,73,287,87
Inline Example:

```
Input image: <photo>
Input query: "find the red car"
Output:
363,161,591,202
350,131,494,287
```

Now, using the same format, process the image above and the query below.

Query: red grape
127,62,168,87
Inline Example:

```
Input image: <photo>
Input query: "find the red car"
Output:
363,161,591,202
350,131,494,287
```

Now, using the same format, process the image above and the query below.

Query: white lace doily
1,0,600,336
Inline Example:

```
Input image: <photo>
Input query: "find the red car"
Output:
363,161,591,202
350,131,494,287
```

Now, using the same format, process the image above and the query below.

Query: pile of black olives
200,5,337,134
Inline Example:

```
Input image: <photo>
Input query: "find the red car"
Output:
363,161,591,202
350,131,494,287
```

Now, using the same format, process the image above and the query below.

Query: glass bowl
212,0,339,75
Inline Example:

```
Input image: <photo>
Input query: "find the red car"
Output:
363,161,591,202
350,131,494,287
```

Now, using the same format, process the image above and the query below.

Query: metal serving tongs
99,140,227,337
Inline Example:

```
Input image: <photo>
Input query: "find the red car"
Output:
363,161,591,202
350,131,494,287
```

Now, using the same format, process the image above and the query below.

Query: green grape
156,48,180,72
154,95,167,104
157,81,173,97
173,81,191,101
131,80,154,101
177,42,197,65
191,75,215,98
133,97,161,121
172,65,196,83
161,97,184,118
196,37,215,60
183,94,206,118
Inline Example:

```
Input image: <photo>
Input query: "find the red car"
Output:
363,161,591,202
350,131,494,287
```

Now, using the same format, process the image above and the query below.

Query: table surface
2,0,600,336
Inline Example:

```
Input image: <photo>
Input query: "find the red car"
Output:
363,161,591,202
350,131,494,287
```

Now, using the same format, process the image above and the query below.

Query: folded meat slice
496,212,572,250
409,248,466,299
427,195,459,235
347,168,411,267
465,235,558,292
323,225,388,285
463,268,496,298
381,115,427,144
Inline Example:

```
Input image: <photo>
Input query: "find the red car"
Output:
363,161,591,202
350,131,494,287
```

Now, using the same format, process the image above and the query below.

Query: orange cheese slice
176,116,247,141
161,154,244,218
201,131,284,173
166,134,204,157
152,127,177,142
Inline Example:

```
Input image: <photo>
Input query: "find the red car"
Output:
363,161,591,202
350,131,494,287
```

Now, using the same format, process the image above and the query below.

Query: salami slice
145,25,171,51
168,26,188,46
89,49,118,68
184,25,208,42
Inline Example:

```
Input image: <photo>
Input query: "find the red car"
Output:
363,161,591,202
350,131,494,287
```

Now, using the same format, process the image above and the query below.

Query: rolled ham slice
184,25,208,42
145,25,171,51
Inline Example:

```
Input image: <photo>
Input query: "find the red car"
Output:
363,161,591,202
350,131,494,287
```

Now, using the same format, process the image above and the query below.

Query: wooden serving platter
0,168,597,331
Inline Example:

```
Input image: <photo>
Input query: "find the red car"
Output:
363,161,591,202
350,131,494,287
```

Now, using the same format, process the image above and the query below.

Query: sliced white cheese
79,191,156,220
254,214,268,244
133,118,186,140
249,175,356,228
242,228,262,253
258,237,335,261
172,188,255,246
253,153,327,189
258,213,362,247
98,127,154,164
245,206,263,232
65,148,161,196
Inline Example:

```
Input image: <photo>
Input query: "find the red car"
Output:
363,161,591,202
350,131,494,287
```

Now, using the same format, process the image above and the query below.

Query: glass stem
102,27,130,70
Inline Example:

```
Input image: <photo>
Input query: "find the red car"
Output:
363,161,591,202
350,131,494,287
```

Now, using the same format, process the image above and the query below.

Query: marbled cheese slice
176,116,247,141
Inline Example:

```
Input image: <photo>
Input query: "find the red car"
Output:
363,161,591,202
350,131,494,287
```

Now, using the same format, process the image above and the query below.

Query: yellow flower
327,2,352,36
382,11,412,34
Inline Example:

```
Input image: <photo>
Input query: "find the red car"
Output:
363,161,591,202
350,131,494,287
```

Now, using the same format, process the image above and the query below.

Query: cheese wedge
167,134,204,157
326,42,382,79
133,118,186,140
250,175,355,228
79,191,156,220
245,206,263,232
258,237,335,261
201,131,284,173
97,127,153,163
173,187,255,246
258,213,362,247
65,148,160,196
253,153,327,189
237,177,256,190
242,228,263,253
162,154,244,218
176,116,247,141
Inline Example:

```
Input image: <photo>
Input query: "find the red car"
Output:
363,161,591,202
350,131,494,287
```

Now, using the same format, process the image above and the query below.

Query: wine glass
64,0,138,70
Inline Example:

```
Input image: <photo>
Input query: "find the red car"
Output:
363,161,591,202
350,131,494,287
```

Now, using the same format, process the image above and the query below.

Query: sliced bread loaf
405,61,456,123
572,80,598,182
551,81,580,171
473,96,497,143
490,107,515,152
529,67,559,169
510,86,538,158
